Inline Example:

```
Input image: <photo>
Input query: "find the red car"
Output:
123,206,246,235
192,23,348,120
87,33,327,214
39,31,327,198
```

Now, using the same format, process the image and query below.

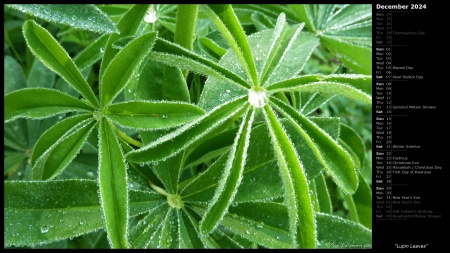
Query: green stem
174,4,199,78
109,122,143,148
147,179,169,197
174,4,199,51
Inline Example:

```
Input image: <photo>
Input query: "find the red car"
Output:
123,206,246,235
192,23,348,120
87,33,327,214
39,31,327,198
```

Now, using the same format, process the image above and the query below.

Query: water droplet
79,221,84,225
276,235,280,239
86,171,94,177
144,5,157,23
226,89,231,93
40,225,50,234
248,87,268,108
245,230,250,235
71,15,76,21
100,47,104,53
161,114,168,119
128,89,132,93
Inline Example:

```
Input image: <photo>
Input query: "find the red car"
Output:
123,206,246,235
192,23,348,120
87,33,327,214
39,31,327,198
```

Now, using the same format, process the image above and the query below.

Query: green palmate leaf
251,12,276,31
190,203,292,249
339,124,365,170
111,35,135,50
126,96,248,163
321,36,372,75
129,204,169,248
261,25,318,86
290,4,372,74
32,118,96,180
262,105,316,248
234,4,298,22
158,209,181,248
151,152,184,195
23,20,99,108
74,34,108,70
4,128,26,152
232,8,258,25
98,119,129,248
201,108,255,234
270,97,358,194
179,209,206,248
324,4,371,29
27,117,61,151
27,59,55,88
54,67,90,98
100,32,157,107
310,117,341,140
128,190,166,217
198,23,318,111
5,181,164,248
136,60,190,102
4,153,26,178
4,88,92,122
300,93,335,115
309,179,320,212
289,4,316,32
180,116,339,204
352,174,372,229
259,13,303,85
183,127,238,168
7,4,118,34
181,151,279,205
281,118,327,180
265,74,324,91
4,119,28,152
316,212,372,249
150,37,250,89
4,56,27,94
315,5,335,30
343,191,359,222
198,37,227,59
185,207,246,249
225,202,292,248
105,100,205,130
31,114,92,165
324,21,372,46
99,4,149,79
202,4,258,86
97,4,132,16
314,174,332,214
4,180,104,247
266,74,372,104
59,152,98,180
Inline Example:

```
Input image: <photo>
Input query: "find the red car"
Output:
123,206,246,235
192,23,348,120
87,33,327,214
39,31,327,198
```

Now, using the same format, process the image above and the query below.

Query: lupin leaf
262,105,316,248
7,4,118,34
98,119,129,248
200,108,255,234
5,88,92,122
22,20,99,108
